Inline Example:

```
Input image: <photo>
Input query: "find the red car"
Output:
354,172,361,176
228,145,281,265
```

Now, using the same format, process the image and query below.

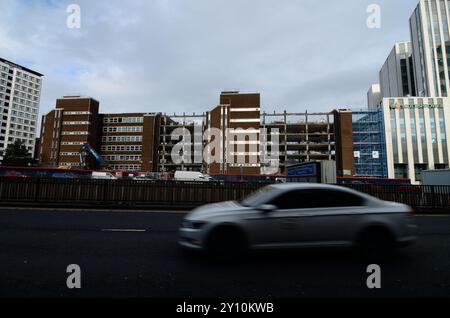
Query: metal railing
0,177,268,209
0,177,449,212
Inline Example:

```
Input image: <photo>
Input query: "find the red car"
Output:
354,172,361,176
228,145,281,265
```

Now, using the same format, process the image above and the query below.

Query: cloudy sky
1,0,419,117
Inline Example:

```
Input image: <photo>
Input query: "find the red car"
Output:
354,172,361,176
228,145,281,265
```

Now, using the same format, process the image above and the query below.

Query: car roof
270,183,344,191
268,183,382,203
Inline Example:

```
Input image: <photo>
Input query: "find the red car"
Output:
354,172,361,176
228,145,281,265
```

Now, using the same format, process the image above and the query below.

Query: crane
79,143,106,169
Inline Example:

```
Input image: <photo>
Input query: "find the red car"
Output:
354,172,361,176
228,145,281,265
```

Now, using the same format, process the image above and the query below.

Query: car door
290,189,367,245
244,190,313,247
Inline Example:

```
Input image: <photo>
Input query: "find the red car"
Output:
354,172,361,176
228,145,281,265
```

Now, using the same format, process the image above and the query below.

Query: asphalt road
0,208,450,298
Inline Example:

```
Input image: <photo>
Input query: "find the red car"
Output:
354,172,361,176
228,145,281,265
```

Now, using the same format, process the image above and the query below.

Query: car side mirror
258,204,277,214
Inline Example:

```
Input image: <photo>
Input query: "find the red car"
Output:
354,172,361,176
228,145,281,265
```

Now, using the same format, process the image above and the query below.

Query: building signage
286,163,316,177
389,100,444,110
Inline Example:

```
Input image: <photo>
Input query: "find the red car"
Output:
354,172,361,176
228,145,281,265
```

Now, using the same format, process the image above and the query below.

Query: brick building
206,91,261,175
38,92,355,176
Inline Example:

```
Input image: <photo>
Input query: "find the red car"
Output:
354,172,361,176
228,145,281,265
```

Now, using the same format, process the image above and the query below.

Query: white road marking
101,229,147,233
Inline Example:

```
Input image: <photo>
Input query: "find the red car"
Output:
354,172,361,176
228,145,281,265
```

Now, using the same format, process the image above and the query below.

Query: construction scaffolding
351,109,388,178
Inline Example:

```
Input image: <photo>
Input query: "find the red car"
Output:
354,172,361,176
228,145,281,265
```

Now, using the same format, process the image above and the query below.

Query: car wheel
206,226,248,261
357,227,396,261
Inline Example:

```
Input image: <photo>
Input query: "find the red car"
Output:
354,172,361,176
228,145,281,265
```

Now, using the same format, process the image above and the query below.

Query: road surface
0,208,449,298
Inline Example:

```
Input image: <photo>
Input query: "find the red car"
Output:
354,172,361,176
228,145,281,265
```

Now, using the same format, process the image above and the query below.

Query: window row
64,111,92,115
101,145,142,152
9,117,36,126
104,155,142,162
103,117,144,124
109,164,142,171
102,136,143,142
13,90,39,102
103,126,143,133
8,130,35,138
62,131,90,136
14,84,39,96
10,111,37,120
63,121,91,126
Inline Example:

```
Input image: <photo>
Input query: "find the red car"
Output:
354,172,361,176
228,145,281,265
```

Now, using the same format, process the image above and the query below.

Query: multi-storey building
159,113,206,173
206,92,261,175
380,42,416,99
40,96,161,171
262,111,337,175
410,0,450,97
100,112,160,171
0,58,43,162
40,96,99,168
39,92,355,176
381,97,450,183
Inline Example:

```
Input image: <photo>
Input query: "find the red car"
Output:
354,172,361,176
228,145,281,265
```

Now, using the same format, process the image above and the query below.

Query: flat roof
58,96,100,103
0,57,44,77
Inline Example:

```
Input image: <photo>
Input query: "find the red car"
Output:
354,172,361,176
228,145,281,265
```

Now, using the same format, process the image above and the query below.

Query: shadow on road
178,246,416,268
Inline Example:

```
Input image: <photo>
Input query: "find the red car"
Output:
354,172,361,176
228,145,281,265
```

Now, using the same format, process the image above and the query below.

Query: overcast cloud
0,0,419,117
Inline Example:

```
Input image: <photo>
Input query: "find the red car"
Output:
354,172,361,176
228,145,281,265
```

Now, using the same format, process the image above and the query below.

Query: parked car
174,171,215,182
179,183,418,259
91,171,117,180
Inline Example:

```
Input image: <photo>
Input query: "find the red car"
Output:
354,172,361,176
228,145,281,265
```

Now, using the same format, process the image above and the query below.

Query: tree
1,140,33,166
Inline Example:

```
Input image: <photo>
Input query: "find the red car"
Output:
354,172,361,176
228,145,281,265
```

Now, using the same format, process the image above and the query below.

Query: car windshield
240,186,276,207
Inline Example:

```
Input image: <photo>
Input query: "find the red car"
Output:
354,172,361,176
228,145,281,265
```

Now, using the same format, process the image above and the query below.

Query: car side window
267,190,306,210
268,189,365,210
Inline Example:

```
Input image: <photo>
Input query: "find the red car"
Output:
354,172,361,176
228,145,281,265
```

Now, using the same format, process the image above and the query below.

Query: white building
0,58,43,162
367,84,382,108
379,42,416,98
381,97,450,184
410,0,450,97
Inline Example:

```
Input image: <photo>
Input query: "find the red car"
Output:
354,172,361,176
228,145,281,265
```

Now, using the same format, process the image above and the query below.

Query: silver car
179,184,418,259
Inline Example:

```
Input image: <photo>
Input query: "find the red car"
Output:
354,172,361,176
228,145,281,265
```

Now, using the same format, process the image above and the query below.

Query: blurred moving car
179,184,418,259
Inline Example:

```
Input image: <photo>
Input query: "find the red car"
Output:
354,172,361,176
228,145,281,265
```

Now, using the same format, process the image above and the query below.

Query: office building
100,112,161,171
0,58,43,162
410,0,450,97
40,96,161,171
381,97,450,183
380,42,416,99
40,96,100,168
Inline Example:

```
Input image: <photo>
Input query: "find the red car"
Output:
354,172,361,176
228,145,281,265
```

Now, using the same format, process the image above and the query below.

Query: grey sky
0,0,419,116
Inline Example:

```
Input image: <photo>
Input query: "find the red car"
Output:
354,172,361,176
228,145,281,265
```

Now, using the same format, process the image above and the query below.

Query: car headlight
182,220,207,229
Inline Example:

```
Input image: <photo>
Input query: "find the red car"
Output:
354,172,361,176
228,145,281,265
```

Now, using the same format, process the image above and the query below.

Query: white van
92,171,118,180
174,171,214,182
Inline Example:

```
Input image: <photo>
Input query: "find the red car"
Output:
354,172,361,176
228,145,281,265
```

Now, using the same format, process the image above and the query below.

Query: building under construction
39,92,361,177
